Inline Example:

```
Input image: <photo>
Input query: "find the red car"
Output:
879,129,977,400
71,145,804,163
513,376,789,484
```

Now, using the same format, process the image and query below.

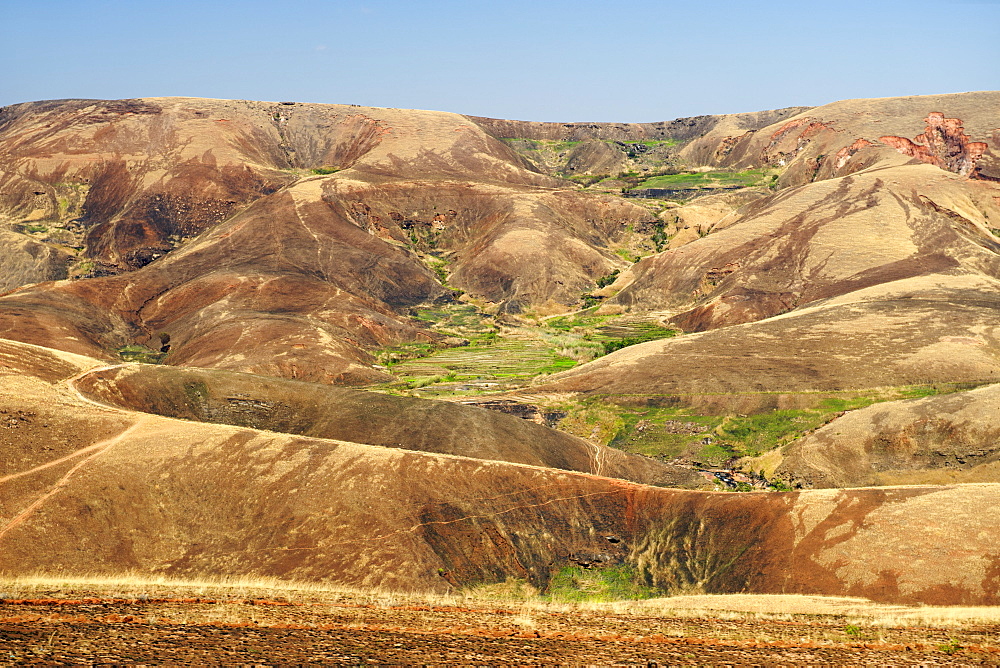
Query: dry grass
4,574,1000,629
604,594,1000,627
0,573,460,608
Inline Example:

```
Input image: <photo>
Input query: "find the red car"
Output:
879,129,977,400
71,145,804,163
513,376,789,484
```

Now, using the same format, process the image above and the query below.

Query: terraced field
373,305,677,398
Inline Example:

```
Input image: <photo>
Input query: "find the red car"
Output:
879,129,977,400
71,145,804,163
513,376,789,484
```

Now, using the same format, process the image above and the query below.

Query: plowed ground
1,594,996,665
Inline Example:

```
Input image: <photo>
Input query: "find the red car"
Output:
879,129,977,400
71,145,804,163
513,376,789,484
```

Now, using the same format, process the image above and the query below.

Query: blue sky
2,0,998,122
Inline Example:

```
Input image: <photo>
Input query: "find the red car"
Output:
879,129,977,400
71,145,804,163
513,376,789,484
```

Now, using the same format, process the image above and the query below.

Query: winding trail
0,419,147,543
64,363,132,412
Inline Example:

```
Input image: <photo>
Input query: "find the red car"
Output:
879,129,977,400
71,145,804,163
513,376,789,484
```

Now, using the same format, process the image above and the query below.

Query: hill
3,338,1000,605
2,92,1000,607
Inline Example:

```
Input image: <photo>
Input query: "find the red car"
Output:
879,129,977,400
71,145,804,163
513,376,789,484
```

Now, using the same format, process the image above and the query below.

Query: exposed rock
880,112,989,177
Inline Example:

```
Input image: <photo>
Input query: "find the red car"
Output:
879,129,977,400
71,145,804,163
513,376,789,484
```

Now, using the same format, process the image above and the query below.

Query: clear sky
2,0,998,122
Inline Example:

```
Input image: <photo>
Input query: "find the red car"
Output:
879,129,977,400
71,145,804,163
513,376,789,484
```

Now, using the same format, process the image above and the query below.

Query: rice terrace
2,1,1000,662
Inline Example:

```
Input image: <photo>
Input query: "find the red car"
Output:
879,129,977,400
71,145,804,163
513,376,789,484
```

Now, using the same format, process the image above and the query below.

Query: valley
2,92,1000,660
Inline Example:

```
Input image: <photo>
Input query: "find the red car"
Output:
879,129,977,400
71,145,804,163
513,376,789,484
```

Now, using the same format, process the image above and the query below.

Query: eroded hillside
3,339,1000,605
2,92,1000,605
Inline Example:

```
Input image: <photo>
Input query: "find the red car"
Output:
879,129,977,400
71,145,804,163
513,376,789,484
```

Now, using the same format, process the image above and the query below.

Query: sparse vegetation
570,383,979,469
545,565,657,603
310,167,340,175
424,256,450,284
938,638,964,655
117,344,166,364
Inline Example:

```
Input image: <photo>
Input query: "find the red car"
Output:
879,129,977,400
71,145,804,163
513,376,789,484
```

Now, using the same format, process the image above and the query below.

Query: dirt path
0,420,147,542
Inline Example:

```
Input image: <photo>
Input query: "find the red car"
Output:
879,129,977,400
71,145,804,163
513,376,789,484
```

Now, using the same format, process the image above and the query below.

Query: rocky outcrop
880,112,989,177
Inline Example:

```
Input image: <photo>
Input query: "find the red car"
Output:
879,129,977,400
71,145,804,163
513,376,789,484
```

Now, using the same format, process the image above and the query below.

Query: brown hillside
0,97,672,375
683,91,1000,184
467,107,808,178
771,383,1000,489
605,163,1000,330
72,362,702,488
3,339,1000,605
538,273,1000,399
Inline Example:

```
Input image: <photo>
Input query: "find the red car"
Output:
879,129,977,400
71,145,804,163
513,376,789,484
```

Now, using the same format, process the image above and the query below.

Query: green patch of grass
636,168,776,190
310,167,340,175
376,341,439,367
21,223,48,233
614,248,639,263
501,138,582,153
545,565,657,603
603,138,679,149
537,356,577,375
424,256,450,285
938,638,963,655
716,410,828,457
117,344,166,364
586,383,980,465
698,443,737,467
601,324,678,355
408,303,498,344
633,138,679,147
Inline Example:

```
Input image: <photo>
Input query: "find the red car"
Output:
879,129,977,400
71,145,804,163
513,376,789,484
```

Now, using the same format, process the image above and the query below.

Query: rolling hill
1,92,999,606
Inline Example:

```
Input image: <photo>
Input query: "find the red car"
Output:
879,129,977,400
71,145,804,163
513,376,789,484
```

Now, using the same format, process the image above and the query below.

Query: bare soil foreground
1,581,999,665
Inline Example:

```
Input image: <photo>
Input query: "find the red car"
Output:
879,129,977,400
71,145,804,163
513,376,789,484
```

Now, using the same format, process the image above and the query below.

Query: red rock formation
880,112,989,177
834,138,875,170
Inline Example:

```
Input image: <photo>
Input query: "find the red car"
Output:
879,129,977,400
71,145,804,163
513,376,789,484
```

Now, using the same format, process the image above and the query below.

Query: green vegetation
622,139,679,148
545,565,657,603
546,309,611,332
601,324,677,355
575,382,976,466
182,381,209,407
938,638,963,655
614,248,639,263
71,259,96,278
502,138,582,153
594,270,620,288
376,341,439,368
844,623,863,637
424,256,450,284
371,306,689,397
635,168,777,191
21,223,48,234
374,294,986,478
117,344,166,364
537,355,578,375
409,303,498,343
310,167,340,175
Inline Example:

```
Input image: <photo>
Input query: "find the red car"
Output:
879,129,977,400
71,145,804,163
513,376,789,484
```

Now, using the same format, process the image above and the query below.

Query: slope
2,338,1000,605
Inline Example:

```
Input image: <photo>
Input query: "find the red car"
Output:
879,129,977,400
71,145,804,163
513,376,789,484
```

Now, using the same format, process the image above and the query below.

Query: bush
595,270,620,288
